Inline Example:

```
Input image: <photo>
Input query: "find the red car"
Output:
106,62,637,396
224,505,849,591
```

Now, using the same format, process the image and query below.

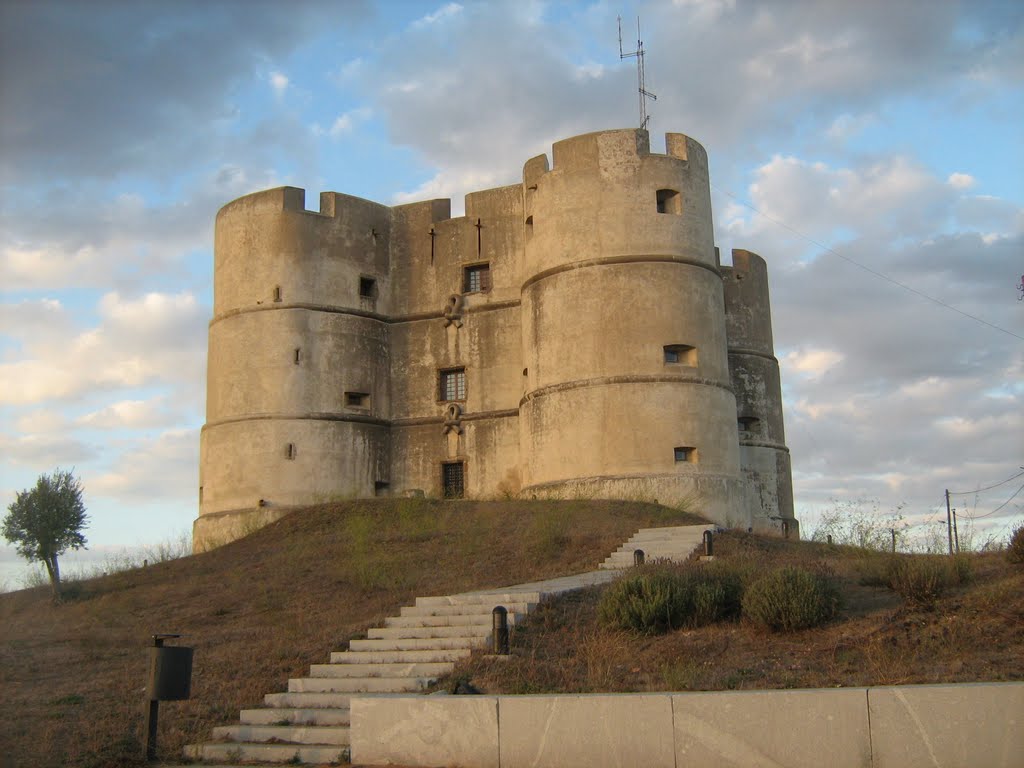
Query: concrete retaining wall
350,683,1023,768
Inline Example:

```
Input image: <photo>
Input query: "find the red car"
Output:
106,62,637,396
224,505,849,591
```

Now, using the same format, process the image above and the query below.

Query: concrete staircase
600,524,714,569
182,524,712,765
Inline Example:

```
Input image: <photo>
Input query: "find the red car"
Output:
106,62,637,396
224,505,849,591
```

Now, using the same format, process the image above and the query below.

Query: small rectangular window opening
294,348,301,365
359,276,377,299
273,285,282,302
198,486,203,503
285,442,296,460
656,189,681,215
664,344,697,366
674,446,697,463
738,416,761,433
345,391,370,408
439,368,466,401
463,263,491,293
374,481,390,497
442,461,465,499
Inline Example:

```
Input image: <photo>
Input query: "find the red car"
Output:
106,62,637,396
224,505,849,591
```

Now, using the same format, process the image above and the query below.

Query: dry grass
0,498,696,768
447,530,1024,696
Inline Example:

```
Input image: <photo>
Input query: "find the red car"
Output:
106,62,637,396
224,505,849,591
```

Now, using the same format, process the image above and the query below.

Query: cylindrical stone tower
196,188,394,550
518,129,745,523
722,249,796,535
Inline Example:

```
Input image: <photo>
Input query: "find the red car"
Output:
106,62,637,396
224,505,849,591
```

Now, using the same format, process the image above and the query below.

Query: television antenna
618,15,656,130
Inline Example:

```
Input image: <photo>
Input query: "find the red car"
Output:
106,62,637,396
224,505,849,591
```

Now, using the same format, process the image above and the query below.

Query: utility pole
952,508,960,553
945,489,953,555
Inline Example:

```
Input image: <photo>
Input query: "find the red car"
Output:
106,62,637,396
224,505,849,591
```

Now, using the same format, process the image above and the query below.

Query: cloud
0,1,371,185
413,3,463,28
269,71,290,93
947,172,976,189
77,397,181,430
89,428,199,502
0,290,207,406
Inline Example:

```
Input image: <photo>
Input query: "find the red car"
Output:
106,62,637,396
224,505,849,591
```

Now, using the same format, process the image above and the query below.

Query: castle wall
196,129,795,549
722,249,797,535
518,131,743,519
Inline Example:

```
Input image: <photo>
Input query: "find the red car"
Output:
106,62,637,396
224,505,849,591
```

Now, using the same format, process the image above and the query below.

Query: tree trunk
44,555,62,601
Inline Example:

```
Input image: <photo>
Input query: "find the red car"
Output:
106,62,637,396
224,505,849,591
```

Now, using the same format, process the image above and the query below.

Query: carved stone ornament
442,402,463,435
443,293,464,328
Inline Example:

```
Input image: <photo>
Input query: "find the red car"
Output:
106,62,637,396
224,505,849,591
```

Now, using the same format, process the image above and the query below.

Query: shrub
1008,525,1024,565
598,564,684,634
597,562,744,634
888,556,952,609
742,566,839,632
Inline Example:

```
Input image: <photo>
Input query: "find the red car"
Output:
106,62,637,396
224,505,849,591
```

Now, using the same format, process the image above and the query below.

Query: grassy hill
1,499,1020,768
0,498,697,768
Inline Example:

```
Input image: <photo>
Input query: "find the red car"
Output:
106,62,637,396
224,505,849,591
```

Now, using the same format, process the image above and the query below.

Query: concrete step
184,742,348,764
367,624,491,640
211,724,350,746
330,648,472,664
288,676,430,693
384,612,519,628
264,691,352,709
348,636,480,652
308,661,453,678
400,601,534,617
416,591,543,607
240,707,350,726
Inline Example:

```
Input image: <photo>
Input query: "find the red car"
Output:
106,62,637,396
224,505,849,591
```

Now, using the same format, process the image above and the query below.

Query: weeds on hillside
1008,525,1024,564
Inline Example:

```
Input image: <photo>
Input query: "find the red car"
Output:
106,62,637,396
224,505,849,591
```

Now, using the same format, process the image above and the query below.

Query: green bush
741,566,839,632
1008,525,1024,565
597,562,744,635
598,565,685,634
888,556,952,608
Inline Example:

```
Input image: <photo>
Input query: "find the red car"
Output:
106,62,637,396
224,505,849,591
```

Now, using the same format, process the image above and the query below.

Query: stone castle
195,128,796,550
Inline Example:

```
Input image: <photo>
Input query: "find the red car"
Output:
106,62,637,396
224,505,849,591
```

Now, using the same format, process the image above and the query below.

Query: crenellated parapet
196,128,796,550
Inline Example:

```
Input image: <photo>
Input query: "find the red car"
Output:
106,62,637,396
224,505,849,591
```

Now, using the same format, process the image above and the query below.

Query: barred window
464,263,491,293
439,368,466,401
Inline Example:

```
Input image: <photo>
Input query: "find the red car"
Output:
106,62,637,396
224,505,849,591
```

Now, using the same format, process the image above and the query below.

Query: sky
1,0,1022,584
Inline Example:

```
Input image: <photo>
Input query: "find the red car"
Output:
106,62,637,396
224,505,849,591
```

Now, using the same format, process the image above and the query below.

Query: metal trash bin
147,643,193,701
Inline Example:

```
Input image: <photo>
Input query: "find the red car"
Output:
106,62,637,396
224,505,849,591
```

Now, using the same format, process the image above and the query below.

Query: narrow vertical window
463,263,491,293
442,462,465,499
285,442,296,460
273,285,282,302
294,348,301,365
439,368,466,401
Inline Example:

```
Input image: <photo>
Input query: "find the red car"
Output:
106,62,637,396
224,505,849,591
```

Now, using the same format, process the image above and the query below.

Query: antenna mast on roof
618,15,656,130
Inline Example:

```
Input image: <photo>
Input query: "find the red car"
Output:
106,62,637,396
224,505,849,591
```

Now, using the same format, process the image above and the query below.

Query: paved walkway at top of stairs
180,523,713,766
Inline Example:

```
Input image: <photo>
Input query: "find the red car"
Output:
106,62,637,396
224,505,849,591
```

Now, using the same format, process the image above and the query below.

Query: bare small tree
3,469,88,600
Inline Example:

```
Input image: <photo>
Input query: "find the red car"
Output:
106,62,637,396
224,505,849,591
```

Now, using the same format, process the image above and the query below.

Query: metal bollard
827,534,833,546
782,520,790,539
633,549,645,566
703,530,713,557
491,606,509,655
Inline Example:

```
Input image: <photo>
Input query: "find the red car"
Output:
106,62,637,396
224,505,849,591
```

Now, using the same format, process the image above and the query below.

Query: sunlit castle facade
195,128,796,550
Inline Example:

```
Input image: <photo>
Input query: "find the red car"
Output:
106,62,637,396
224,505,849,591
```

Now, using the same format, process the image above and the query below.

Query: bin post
703,530,713,557
144,633,192,761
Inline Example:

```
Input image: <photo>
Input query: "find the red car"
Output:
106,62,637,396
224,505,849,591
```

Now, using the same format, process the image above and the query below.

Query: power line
712,185,1024,342
949,469,1024,496
965,482,1024,519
